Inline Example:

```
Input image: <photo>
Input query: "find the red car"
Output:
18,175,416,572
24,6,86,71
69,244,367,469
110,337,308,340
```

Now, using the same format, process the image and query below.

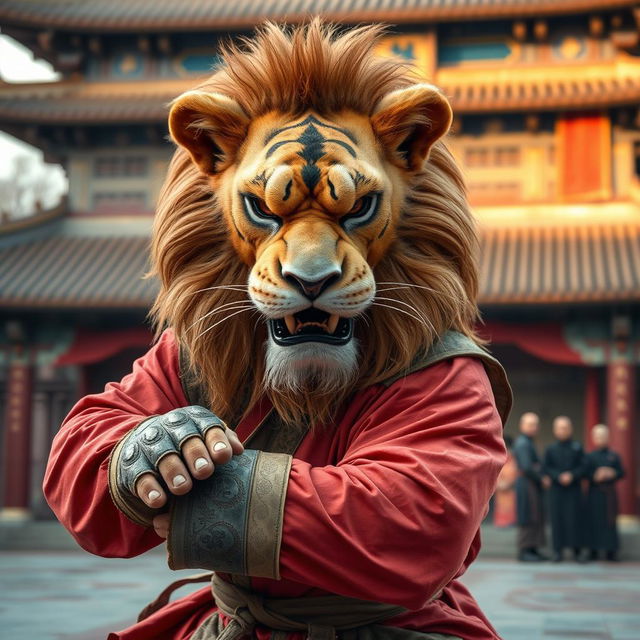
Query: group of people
495,412,625,563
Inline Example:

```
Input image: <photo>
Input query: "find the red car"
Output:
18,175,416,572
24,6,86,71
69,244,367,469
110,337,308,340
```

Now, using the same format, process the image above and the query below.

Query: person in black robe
585,424,625,561
543,416,585,562
513,412,547,561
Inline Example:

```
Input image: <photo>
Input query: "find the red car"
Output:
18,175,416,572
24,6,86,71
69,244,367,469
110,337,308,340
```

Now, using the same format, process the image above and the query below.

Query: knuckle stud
143,426,161,442
188,406,210,417
123,444,138,463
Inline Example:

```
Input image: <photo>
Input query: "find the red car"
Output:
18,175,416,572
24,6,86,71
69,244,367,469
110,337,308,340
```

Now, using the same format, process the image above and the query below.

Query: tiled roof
480,221,640,304
438,56,640,113
1,215,639,308
0,79,186,124
3,55,640,125
0,0,633,31
0,231,156,308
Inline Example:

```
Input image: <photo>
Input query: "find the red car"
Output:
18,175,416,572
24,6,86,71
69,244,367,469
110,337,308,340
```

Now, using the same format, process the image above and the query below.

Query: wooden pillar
606,360,638,516
584,367,600,451
1,349,34,520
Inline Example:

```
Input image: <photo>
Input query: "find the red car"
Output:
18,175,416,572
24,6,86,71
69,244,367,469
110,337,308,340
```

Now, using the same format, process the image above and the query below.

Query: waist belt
212,573,406,640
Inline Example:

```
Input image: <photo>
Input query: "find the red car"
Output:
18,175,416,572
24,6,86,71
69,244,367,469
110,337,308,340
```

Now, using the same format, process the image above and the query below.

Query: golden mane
150,20,479,426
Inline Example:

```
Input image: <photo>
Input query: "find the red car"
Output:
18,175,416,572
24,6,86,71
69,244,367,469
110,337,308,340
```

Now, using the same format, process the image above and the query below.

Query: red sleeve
279,357,505,611
43,330,187,558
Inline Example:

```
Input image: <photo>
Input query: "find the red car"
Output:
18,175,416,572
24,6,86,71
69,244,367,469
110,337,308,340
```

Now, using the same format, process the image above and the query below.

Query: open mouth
269,308,354,346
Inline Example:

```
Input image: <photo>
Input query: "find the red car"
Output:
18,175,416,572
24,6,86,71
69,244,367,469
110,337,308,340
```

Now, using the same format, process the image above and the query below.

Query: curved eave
3,57,640,127
478,204,640,306
0,200,67,238
0,0,636,32
479,290,640,305
437,55,640,114
0,298,153,310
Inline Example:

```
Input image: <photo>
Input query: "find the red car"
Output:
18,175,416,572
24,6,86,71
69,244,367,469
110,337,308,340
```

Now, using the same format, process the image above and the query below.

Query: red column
584,367,600,452
606,360,638,516
1,349,34,519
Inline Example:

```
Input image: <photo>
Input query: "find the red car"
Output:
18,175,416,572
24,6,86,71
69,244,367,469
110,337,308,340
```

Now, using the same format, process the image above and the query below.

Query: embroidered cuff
167,449,292,579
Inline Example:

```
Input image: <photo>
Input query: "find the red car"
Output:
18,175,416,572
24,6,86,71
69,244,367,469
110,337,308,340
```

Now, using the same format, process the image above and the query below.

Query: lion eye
242,194,281,231
341,193,379,231
350,198,366,214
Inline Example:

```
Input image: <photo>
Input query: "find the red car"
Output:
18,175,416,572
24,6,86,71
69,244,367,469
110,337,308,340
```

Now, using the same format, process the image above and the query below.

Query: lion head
151,20,479,426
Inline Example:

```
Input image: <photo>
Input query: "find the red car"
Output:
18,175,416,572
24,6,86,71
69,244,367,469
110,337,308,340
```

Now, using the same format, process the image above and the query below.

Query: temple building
0,0,638,522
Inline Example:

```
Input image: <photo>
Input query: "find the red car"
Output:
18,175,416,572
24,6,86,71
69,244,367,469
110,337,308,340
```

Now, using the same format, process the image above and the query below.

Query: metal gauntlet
108,406,226,526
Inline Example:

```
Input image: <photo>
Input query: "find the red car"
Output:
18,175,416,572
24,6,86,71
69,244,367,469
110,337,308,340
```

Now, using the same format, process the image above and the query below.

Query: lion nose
282,267,341,300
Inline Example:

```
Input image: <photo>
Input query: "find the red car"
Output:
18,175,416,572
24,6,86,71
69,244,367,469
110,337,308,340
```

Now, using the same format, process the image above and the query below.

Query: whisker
195,307,255,340
371,302,433,333
375,286,420,294
375,281,458,302
188,305,255,334
374,296,436,333
187,301,255,332
354,312,371,328
191,284,249,295
376,281,438,292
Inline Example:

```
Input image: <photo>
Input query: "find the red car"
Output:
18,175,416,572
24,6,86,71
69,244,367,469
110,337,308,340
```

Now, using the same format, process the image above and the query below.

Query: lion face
169,85,452,390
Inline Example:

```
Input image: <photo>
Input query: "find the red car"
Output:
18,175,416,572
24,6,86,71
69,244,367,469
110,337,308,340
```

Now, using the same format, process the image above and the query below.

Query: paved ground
1,549,638,640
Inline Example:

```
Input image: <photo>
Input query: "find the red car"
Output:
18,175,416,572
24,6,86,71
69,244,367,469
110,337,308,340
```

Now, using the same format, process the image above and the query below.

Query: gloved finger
135,473,167,508
184,406,228,441
158,454,193,495
181,436,214,479
161,410,202,448
137,421,179,469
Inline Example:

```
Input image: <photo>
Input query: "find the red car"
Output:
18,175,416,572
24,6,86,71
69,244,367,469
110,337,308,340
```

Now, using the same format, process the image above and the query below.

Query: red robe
44,330,506,640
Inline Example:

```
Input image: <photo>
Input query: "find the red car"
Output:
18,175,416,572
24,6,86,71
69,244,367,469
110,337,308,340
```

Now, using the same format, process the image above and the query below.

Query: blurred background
0,1,638,536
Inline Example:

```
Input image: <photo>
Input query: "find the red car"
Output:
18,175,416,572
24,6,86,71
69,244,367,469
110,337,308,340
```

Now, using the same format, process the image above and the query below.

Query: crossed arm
44,329,505,609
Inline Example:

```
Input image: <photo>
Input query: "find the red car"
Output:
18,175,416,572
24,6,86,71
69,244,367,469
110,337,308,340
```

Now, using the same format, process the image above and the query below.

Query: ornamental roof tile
480,220,640,304
0,0,635,31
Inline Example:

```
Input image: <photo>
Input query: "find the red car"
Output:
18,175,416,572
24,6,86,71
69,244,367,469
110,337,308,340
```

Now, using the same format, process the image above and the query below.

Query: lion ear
371,84,453,172
168,90,249,175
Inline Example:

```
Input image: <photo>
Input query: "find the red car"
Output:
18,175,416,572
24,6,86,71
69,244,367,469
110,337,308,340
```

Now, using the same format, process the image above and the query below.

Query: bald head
519,412,539,437
592,423,610,448
553,416,573,441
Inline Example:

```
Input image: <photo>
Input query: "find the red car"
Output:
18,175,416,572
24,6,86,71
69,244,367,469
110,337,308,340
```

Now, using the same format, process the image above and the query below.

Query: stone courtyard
1,548,638,640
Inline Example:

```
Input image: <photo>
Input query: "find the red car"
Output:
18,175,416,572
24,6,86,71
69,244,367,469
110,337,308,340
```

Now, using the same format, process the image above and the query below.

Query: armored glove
108,406,226,526
117,406,226,496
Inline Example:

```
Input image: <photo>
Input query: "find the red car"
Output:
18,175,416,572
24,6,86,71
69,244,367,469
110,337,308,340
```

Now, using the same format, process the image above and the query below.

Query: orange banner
556,112,611,202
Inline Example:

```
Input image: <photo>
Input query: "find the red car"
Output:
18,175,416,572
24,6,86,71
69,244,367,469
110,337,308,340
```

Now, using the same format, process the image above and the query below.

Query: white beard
263,338,359,394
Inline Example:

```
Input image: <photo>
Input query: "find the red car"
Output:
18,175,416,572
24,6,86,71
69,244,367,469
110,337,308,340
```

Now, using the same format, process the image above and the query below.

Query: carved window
93,191,148,211
94,156,148,177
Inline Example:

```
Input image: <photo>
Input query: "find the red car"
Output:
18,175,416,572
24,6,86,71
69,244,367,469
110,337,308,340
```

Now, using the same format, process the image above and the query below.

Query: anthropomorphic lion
45,20,512,640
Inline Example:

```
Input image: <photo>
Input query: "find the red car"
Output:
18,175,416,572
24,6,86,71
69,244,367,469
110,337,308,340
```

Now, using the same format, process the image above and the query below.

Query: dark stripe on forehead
266,137,355,159
301,165,321,192
265,120,358,193
264,114,357,145
297,124,323,190
251,170,267,187
297,124,324,165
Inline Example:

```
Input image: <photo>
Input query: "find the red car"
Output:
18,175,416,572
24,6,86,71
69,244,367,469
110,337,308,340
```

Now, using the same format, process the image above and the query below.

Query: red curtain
55,328,152,366
480,321,584,365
